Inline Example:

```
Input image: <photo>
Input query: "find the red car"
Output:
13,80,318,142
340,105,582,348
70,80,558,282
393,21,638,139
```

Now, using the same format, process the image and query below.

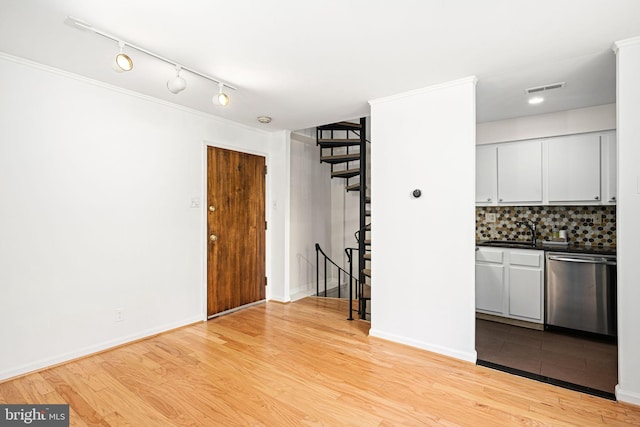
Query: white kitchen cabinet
602,132,617,204
476,264,504,314
497,140,543,204
475,247,544,324
547,133,601,203
476,131,617,206
476,145,497,204
507,251,543,321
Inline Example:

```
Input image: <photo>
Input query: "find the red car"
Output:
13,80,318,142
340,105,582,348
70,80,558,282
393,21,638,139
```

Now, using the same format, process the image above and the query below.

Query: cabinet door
508,266,542,321
547,134,601,203
476,145,497,204
602,132,617,203
476,263,505,314
497,140,542,203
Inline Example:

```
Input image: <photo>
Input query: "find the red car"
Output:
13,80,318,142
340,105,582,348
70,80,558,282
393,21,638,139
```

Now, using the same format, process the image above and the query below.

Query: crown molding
369,76,477,106
612,36,640,54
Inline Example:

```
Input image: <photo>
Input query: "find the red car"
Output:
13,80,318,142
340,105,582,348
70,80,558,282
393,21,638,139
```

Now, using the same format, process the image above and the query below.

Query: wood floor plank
2,297,639,426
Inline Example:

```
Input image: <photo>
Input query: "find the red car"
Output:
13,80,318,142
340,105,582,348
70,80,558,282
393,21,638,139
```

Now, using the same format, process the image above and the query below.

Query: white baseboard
0,315,203,382
290,279,342,302
369,328,477,364
616,385,640,406
290,288,316,301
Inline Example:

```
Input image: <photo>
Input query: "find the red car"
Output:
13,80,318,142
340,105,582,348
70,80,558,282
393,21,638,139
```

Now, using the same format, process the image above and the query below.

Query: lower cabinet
475,247,544,323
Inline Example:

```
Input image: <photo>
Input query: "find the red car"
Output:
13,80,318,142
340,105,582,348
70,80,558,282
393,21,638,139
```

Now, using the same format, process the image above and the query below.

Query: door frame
201,139,271,320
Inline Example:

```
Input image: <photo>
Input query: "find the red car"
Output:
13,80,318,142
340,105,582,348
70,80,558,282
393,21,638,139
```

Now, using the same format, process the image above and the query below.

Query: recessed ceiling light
257,116,272,124
528,96,544,105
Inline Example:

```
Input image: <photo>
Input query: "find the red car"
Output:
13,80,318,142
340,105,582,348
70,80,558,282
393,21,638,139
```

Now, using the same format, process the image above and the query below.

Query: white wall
289,133,332,300
0,53,289,380
477,103,616,144
369,77,477,362
613,36,640,406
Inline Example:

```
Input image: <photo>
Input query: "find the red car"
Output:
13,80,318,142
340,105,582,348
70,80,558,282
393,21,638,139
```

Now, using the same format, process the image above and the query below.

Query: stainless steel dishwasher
545,252,617,337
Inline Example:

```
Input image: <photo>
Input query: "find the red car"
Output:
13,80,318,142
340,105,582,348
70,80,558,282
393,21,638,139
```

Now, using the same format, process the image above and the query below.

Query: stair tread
346,182,361,191
318,121,362,131
331,168,360,179
364,239,371,245
365,210,371,216
320,153,360,164
363,269,371,277
363,254,371,260
365,196,371,203
318,139,362,148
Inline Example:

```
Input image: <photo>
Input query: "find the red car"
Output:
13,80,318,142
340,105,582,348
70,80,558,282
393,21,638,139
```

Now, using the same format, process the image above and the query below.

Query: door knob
209,205,216,212
209,234,217,242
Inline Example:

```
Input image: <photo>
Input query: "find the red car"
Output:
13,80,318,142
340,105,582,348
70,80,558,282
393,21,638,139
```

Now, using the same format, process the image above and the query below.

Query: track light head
216,83,229,106
114,41,133,72
167,66,187,94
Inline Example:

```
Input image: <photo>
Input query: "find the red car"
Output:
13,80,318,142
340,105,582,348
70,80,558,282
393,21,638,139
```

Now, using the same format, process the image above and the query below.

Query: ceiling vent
525,82,566,94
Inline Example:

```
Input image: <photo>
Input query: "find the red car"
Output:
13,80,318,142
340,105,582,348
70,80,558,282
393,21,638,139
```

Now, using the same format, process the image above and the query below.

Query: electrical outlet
115,308,124,322
486,213,496,223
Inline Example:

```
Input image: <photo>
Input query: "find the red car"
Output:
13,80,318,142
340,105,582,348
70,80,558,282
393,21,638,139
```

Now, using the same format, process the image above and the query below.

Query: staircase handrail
315,243,360,320
354,222,371,243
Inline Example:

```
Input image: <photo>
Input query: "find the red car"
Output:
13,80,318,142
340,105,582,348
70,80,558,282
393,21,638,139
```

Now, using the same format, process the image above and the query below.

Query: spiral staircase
315,117,371,320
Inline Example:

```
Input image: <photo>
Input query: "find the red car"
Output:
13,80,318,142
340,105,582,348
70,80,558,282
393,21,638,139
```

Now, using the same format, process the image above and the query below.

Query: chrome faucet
515,219,537,245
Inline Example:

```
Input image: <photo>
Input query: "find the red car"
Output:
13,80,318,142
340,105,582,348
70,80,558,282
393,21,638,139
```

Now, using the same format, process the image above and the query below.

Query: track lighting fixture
114,41,133,72
216,83,230,106
167,66,187,94
66,16,236,106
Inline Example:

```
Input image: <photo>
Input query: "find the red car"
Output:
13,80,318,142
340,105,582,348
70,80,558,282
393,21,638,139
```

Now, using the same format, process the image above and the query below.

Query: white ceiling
1,0,639,131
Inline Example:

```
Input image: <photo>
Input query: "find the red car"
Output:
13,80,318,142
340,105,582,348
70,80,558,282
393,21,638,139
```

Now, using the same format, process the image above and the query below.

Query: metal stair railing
315,243,362,320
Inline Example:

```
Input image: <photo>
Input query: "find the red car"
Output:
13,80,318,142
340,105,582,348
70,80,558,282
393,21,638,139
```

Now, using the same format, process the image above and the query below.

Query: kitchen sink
479,240,537,248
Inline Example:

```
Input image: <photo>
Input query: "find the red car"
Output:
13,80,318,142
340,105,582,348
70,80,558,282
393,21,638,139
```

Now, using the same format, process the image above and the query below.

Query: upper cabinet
497,140,543,204
602,132,617,204
476,131,616,206
476,145,497,204
547,133,601,203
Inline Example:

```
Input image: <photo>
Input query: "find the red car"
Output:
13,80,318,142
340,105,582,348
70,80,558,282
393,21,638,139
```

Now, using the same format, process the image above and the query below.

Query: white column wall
368,77,477,362
613,36,640,406
0,53,289,380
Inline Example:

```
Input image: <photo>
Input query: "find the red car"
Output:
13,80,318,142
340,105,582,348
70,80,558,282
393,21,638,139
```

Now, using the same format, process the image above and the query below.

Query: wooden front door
207,146,266,317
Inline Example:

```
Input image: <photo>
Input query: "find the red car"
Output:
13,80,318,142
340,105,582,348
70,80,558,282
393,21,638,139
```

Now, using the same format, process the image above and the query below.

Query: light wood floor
1,297,639,426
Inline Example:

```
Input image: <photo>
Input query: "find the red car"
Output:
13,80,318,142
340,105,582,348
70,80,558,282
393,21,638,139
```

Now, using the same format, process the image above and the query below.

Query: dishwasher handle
547,255,616,265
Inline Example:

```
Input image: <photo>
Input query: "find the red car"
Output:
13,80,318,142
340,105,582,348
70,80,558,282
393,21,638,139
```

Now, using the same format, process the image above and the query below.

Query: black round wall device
412,189,422,198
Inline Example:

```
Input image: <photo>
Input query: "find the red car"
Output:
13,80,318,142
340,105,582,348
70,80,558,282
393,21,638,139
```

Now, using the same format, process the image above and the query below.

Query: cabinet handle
594,196,600,200
498,198,503,202
487,198,492,202
609,196,616,202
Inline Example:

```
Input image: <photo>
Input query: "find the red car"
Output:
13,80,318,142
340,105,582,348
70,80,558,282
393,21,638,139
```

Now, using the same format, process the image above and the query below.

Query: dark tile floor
476,319,618,395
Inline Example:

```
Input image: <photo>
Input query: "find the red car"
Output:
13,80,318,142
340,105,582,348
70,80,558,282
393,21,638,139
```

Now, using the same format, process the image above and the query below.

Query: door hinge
265,277,268,287
264,165,267,175
265,221,268,230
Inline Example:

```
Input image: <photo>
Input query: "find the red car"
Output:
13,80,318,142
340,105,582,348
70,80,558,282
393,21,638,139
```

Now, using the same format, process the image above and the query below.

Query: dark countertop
476,240,616,256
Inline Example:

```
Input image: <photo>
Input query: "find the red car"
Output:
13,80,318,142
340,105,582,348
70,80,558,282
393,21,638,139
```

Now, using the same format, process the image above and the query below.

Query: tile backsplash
476,206,616,247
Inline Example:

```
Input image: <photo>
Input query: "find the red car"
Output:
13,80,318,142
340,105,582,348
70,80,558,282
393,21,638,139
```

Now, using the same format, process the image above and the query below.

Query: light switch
486,213,496,223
